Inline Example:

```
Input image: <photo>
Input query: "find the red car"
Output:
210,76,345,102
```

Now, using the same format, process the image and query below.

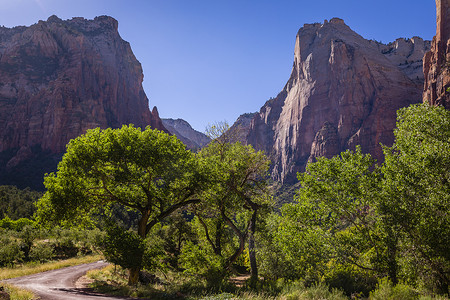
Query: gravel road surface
3,261,132,300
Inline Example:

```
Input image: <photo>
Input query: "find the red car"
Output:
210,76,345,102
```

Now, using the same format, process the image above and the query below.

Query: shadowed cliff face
423,0,450,108
0,15,164,189
245,18,428,183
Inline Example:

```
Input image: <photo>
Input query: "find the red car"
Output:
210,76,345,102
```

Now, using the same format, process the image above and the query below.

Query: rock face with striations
0,15,164,189
245,18,429,183
423,0,450,107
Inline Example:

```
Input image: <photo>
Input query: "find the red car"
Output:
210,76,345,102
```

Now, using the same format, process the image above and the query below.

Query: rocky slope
0,15,164,189
162,118,210,150
423,0,450,107
243,18,429,183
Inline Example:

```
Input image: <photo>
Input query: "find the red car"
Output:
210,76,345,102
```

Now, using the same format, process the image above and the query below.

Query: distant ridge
162,118,210,150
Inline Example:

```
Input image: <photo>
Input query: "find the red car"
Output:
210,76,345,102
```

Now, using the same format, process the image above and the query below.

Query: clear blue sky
0,0,436,132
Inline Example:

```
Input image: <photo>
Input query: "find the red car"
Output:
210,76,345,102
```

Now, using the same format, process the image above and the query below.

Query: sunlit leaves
36,125,202,228
382,104,450,289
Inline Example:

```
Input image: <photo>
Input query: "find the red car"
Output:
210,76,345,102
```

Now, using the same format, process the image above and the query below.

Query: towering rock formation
244,18,429,183
0,16,164,189
423,0,450,107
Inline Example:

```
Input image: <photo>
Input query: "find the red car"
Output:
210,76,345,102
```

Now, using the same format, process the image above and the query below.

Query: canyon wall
0,16,164,188
423,0,450,107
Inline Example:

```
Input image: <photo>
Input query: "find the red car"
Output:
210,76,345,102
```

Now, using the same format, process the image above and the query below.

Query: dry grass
0,254,103,280
0,283,34,300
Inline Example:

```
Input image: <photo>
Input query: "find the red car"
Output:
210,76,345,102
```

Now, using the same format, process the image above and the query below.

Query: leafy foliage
382,104,450,293
0,216,36,231
0,235,23,267
182,131,271,284
369,278,418,300
36,125,205,284
100,223,145,270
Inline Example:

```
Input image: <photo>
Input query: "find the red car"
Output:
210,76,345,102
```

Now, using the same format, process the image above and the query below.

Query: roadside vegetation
1,104,449,300
0,217,101,271
0,283,34,300
0,254,102,280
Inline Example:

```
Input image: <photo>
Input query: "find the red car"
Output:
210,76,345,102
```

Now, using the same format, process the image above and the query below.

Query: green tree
36,125,205,285
382,104,450,293
296,147,390,276
184,122,271,284
267,147,393,294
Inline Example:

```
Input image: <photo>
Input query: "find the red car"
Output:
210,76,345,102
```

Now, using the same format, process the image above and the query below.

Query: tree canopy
36,125,205,284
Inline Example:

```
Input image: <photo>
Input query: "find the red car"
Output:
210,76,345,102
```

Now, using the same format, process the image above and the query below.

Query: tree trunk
248,207,258,285
385,228,398,285
222,211,246,270
215,221,223,256
128,267,140,286
127,210,150,286
226,232,246,270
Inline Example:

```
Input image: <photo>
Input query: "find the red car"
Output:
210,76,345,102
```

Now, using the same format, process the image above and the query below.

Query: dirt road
3,261,131,300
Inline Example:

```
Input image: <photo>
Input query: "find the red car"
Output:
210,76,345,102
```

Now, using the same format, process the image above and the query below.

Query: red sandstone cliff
0,16,164,188
0,16,164,162
423,0,450,107
244,18,428,182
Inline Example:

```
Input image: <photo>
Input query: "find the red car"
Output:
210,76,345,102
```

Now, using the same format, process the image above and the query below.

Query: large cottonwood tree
36,125,205,285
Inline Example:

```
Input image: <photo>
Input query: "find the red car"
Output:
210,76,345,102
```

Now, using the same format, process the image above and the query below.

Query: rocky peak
246,19,426,183
46,15,62,23
162,118,210,150
423,0,450,107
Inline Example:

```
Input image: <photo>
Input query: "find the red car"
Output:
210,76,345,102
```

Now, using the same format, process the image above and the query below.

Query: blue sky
0,0,436,132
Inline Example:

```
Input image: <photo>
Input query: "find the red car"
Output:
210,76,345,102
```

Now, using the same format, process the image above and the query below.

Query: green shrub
29,242,54,262
369,278,418,300
97,224,145,270
51,238,78,259
322,261,377,297
0,216,36,231
179,241,228,287
418,296,450,300
50,228,83,259
0,236,23,267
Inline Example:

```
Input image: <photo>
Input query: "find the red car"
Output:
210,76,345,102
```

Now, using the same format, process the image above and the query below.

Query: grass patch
0,283,34,300
86,266,352,299
0,254,103,280
87,265,187,299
